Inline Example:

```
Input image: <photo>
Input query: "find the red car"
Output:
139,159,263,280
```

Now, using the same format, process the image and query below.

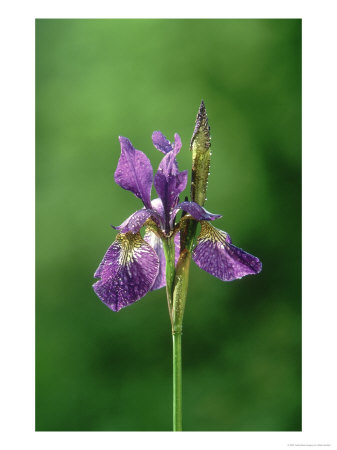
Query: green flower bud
190,100,211,206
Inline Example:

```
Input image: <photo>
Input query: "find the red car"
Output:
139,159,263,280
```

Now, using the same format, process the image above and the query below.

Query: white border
1,1,336,449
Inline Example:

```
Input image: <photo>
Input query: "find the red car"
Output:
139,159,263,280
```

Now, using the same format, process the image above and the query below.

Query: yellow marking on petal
144,219,165,239
116,232,145,266
197,221,228,245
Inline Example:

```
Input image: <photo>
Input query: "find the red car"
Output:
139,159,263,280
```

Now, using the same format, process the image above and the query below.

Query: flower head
93,104,262,311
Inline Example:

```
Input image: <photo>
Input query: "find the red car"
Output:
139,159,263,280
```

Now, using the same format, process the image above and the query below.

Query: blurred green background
36,19,301,431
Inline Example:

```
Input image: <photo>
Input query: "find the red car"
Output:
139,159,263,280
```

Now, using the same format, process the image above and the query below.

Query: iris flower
93,130,262,312
93,102,262,431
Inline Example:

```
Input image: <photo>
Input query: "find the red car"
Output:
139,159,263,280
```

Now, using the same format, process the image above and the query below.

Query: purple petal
150,197,164,215
112,209,153,234
143,230,166,290
192,222,262,281
154,135,187,229
152,131,173,154
93,233,159,311
176,201,222,221
152,131,182,155
174,232,181,266
113,199,167,234
144,230,180,290
114,137,153,209
149,198,165,230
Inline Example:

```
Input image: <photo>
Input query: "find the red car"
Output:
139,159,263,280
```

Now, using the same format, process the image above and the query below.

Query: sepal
93,232,159,311
192,222,262,281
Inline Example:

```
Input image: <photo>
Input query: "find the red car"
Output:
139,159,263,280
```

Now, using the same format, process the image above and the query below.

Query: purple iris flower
93,132,262,311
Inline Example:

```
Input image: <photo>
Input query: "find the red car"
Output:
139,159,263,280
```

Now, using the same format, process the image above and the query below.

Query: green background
36,19,301,431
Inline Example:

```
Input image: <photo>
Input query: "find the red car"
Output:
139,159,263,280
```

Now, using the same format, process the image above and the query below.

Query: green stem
171,249,191,431
163,234,193,432
172,332,182,431
162,237,176,318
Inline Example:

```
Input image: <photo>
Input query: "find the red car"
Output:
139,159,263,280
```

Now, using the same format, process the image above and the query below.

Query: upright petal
176,201,222,221
144,230,181,290
192,221,262,281
152,131,182,155
114,137,153,209
154,134,187,231
93,232,159,311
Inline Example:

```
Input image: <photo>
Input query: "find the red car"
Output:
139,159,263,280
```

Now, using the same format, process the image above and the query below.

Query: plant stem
163,235,193,432
171,249,191,431
162,236,176,318
172,332,182,431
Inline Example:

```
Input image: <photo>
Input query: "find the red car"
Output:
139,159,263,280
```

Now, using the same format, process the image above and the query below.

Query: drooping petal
93,232,159,311
144,230,180,290
112,209,153,234
154,134,187,230
114,136,153,209
176,201,222,221
112,198,166,234
192,221,262,281
152,131,182,155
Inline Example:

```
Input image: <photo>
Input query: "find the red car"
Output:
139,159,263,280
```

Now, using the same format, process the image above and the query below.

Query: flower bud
190,100,211,206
